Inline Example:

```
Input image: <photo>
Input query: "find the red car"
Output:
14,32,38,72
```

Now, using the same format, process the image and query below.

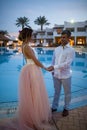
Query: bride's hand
47,66,54,71
43,66,49,71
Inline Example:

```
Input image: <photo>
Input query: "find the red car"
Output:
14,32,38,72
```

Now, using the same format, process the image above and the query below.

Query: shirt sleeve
54,49,75,69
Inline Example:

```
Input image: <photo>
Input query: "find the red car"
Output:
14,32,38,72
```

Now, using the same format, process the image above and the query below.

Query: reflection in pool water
0,47,87,104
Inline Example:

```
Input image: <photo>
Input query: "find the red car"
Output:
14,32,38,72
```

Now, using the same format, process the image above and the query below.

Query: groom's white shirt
52,43,75,79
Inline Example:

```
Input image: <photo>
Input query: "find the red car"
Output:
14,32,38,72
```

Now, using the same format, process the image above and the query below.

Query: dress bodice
26,47,38,65
26,59,35,65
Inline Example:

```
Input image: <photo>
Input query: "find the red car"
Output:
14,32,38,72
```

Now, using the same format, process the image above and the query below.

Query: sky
0,0,87,34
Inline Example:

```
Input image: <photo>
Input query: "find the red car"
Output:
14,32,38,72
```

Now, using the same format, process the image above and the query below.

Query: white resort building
33,20,87,46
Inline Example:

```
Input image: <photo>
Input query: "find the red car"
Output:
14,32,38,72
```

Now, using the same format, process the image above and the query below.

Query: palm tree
0,30,8,35
15,16,30,30
34,16,50,30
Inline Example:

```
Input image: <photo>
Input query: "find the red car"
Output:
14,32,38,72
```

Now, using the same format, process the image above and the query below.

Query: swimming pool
0,47,87,110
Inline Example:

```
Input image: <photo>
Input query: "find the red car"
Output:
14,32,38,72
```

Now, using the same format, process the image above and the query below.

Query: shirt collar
61,43,70,49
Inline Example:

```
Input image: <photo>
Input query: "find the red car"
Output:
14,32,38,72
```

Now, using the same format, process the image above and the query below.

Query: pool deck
73,46,87,53
52,105,87,130
0,104,87,130
0,46,87,130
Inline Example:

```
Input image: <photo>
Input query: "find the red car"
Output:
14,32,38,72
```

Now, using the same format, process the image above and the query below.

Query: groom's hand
47,66,54,71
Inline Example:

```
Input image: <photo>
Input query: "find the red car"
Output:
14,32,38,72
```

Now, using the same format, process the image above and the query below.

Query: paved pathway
0,105,87,130
52,105,87,130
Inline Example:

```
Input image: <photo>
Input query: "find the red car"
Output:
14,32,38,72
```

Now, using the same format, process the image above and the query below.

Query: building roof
0,34,11,41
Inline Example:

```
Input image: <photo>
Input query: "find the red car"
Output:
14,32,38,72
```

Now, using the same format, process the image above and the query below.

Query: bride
0,28,57,130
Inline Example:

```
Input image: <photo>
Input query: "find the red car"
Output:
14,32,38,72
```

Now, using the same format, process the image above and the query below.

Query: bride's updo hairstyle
18,28,33,42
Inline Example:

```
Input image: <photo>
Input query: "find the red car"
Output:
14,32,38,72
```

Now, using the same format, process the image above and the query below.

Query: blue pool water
0,47,87,109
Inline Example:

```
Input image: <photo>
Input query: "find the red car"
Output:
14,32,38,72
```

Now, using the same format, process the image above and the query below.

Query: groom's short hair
61,30,71,37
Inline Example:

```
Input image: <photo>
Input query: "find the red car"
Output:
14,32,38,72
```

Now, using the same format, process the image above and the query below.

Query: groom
47,30,75,116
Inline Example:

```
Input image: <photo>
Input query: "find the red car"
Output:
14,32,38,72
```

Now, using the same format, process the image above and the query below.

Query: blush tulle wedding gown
0,48,57,130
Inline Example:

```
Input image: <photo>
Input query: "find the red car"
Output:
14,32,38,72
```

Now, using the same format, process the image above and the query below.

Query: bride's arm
23,45,46,69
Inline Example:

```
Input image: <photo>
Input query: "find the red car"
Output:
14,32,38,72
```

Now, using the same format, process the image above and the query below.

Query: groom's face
61,34,69,46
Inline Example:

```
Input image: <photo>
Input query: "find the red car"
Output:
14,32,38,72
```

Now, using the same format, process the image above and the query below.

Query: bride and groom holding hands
1,28,75,130
17,28,75,130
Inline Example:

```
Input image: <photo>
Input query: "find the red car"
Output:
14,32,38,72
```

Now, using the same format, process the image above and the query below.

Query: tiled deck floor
0,105,87,130
0,103,87,130
52,105,87,130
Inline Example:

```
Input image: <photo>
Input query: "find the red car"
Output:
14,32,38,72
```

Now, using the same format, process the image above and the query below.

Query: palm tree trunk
22,25,24,29
41,25,43,30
